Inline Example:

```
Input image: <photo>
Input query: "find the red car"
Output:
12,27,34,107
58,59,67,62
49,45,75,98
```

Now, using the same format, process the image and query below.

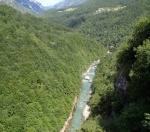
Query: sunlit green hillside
0,5,105,131
0,0,150,131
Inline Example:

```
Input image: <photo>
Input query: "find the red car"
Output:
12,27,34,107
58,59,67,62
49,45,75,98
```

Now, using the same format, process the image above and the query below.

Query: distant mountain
53,0,87,9
0,0,29,13
0,0,44,12
16,0,44,12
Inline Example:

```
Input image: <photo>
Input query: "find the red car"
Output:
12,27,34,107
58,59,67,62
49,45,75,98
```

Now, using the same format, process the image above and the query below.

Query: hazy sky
36,0,62,6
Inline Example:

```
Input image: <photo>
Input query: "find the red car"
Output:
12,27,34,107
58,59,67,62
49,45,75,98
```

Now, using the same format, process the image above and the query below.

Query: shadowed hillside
80,18,150,132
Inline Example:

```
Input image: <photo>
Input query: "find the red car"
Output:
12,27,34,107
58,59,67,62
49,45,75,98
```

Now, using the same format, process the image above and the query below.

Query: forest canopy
0,4,104,131
80,18,150,132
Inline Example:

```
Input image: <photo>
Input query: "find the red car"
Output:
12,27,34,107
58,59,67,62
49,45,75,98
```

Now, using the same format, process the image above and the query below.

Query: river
66,62,98,132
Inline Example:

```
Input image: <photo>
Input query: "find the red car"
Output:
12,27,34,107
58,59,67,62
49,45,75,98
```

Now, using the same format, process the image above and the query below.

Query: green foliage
1,0,150,131
81,18,150,131
80,116,104,132
0,5,105,131
41,0,150,49
115,102,147,132
127,40,150,101
117,18,150,66
143,113,150,131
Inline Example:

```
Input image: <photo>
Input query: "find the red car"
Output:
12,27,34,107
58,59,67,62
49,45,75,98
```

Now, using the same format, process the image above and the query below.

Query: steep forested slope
80,19,150,132
0,5,105,131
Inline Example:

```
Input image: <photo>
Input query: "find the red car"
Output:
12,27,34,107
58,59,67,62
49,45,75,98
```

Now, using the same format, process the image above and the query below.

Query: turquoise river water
67,64,97,132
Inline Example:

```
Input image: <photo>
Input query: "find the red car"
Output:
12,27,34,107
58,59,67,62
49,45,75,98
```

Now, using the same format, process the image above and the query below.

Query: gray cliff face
0,0,44,12
114,61,133,91
16,0,44,12
114,71,129,91
0,0,30,13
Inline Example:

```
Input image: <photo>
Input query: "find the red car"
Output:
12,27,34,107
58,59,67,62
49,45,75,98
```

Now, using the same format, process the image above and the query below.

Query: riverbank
82,60,100,77
60,96,78,132
83,105,90,120
60,60,100,132
82,60,100,121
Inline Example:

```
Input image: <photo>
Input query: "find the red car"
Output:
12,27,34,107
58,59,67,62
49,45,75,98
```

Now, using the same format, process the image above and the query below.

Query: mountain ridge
0,0,44,12
16,0,44,12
